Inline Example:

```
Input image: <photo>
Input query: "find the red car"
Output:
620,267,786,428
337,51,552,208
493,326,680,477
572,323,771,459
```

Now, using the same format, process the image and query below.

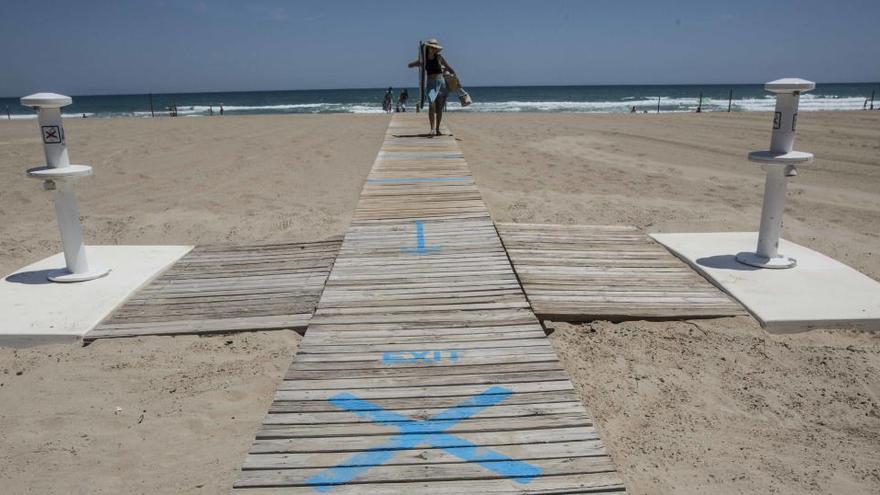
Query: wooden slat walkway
233,115,627,493
86,239,342,341
496,223,745,321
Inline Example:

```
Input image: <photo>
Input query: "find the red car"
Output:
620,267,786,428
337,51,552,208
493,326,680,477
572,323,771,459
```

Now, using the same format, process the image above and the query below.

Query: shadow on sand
696,254,761,272
5,269,58,285
392,133,435,138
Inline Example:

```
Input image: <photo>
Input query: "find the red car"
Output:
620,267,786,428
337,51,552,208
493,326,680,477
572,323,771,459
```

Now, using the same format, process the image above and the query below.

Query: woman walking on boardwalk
408,38,456,136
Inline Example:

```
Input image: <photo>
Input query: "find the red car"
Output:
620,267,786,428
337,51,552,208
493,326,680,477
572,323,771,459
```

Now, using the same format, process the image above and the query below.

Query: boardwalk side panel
496,222,746,321
86,239,342,340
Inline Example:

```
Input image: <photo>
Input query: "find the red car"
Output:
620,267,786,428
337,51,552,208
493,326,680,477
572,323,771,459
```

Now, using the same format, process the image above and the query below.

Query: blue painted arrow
401,220,441,255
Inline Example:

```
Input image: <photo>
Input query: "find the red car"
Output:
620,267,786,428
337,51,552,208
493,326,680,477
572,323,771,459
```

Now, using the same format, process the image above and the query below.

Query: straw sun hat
425,38,443,50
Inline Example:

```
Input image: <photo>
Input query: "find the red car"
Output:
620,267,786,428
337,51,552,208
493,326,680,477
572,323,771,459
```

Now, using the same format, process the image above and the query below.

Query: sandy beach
1,111,878,494
0,114,387,275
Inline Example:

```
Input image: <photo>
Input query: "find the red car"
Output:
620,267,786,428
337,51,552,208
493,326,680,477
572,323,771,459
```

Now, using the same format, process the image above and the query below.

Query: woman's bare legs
428,103,436,134
434,94,447,135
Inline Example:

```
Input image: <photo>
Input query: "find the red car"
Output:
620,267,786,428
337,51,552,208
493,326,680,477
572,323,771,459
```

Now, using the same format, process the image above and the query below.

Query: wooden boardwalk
497,223,745,321
86,239,341,341
233,115,627,493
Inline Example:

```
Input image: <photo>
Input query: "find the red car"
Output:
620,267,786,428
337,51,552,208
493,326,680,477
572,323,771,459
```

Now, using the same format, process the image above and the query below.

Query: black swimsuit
425,55,442,76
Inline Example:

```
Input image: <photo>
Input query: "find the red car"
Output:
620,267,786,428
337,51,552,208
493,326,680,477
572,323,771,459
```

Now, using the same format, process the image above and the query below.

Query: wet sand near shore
1,111,878,494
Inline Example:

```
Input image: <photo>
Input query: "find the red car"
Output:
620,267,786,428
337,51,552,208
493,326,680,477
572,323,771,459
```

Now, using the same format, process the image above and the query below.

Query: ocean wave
452,98,700,113
5,112,96,120
448,95,872,113
126,102,386,116
726,95,871,112
2,94,871,119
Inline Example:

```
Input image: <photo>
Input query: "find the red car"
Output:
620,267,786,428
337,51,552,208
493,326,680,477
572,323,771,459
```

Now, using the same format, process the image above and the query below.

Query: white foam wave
198,103,324,111
451,98,697,113
345,105,386,114
125,102,386,116
3,94,870,119
726,95,871,112
450,95,872,113
5,112,96,120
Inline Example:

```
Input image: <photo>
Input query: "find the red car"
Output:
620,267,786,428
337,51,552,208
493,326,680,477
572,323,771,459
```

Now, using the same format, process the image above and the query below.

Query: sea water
1,83,876,119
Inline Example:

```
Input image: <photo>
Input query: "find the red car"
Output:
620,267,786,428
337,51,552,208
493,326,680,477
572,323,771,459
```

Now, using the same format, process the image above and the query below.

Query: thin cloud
246,5,289,22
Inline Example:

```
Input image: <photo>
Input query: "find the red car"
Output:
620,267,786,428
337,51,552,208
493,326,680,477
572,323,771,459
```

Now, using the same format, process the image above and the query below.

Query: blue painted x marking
305,386,543,491
400,220,441,255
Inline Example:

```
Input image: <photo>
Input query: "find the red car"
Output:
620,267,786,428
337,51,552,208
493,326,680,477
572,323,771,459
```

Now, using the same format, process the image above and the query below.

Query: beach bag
444,73,461,92
458,89,473,107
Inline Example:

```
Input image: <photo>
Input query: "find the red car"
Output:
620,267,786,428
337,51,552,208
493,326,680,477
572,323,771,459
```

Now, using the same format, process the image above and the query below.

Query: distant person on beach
383,87,393,113
220,103,224,116
397,89,409,112
408,38,457,136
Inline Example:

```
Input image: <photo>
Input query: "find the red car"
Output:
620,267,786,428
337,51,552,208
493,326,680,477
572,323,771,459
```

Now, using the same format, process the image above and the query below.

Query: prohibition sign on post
41,125,63,144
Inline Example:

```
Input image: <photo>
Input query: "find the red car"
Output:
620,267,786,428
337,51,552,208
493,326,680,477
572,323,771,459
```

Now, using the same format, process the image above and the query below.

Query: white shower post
21,92,110,282
736,78,815,269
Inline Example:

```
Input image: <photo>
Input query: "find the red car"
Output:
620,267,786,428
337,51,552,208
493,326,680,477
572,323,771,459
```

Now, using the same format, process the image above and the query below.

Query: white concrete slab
650,232,880,333
1,245,193,347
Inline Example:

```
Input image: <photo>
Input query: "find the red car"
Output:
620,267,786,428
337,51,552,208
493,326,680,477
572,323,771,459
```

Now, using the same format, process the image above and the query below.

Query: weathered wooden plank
303,329,548,347
85,314,312,339
287,352,561,371
270,391,581,415
234,456,619,488
269,390,579,412
275,380,576,402
250,426,601,454
308,309,537,326
262,404,589,428
302,323,541,339
243,439,607,469
275,370,571,391
497,222,745,321
231,474,625,494
85,239,341,341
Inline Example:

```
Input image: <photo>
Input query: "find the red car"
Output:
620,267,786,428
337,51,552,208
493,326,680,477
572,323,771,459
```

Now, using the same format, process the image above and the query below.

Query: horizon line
2,80,878,99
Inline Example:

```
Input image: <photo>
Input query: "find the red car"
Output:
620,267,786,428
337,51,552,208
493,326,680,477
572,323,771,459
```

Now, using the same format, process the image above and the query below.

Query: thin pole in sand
657,97,661,113
696,91,703,113
149,93,155,118
728,88,733,112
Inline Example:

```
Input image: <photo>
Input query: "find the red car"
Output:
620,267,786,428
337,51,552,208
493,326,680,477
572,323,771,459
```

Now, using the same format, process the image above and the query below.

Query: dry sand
1,111,878,494
0,331,299,494
451,111,880,280
0,114,387,275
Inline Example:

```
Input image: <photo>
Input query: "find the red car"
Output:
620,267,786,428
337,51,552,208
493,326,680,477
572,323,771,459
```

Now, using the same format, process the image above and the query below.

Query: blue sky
1,0,877,96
